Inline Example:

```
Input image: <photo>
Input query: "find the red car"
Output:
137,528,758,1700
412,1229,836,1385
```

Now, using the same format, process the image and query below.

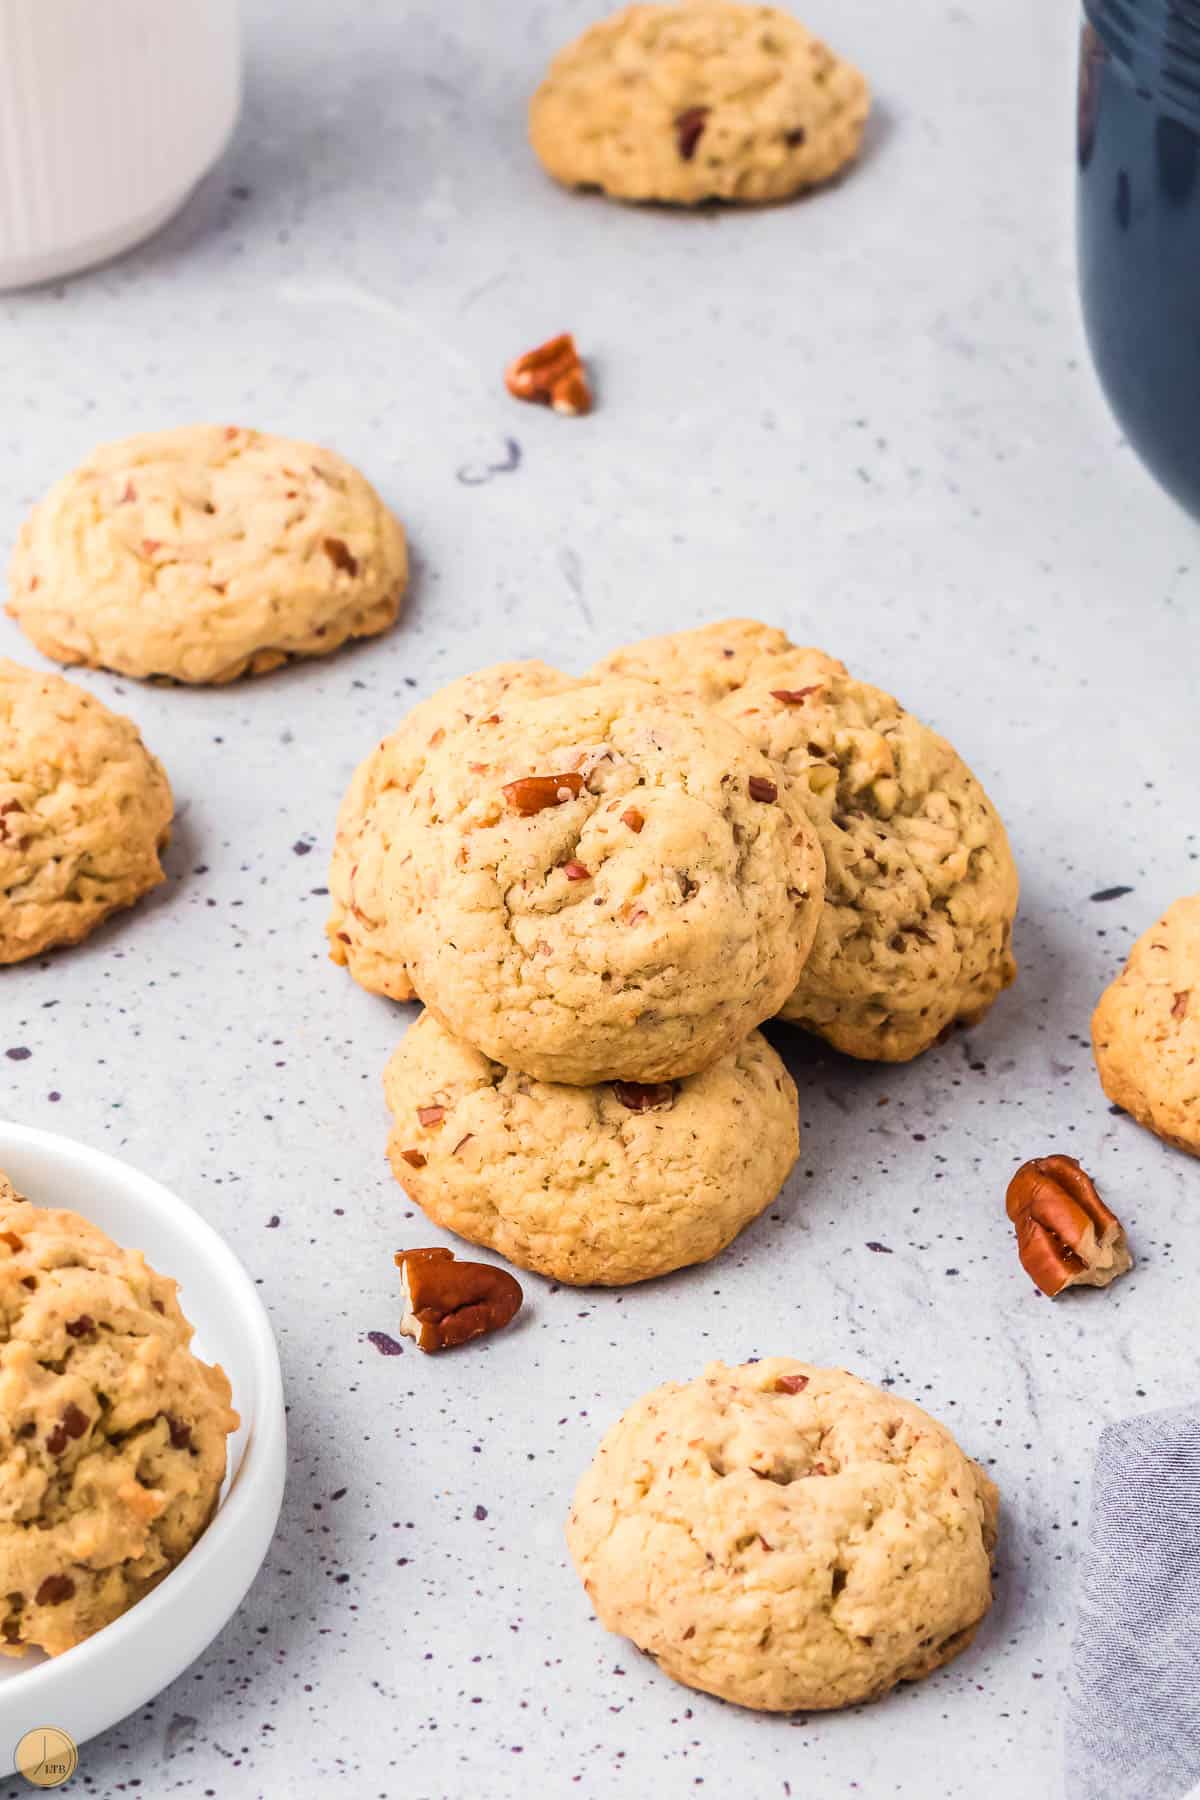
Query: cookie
328,661,574,1002
1092,894,1200,1156
567,1358,998,1712
529,2,870,207
590,617,836,706
1,658,173,964
717,655,1019,1059
0,1175,238,1657
597,623,1018,1059
383,1010,799,1284
398,677,825,1084
7,425,408,684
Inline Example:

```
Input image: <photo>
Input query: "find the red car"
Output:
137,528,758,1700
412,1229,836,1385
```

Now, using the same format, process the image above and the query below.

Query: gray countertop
2,1,1197,1795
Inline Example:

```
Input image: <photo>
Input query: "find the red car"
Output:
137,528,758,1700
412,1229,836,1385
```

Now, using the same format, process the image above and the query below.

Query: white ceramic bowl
0,1122,286,1749
0,0,242,289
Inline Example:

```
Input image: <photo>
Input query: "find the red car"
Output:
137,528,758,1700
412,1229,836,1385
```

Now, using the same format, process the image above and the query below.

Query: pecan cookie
328,661,574,1002
1092,894,1200,1156
598,622,1019,1060
718,654,1019,1060
7,425,407,684
383,1010,799,1285
590,617,837,706
0,1174,238,1657
567,1358,998,1712
1,658,173,964
529,1,870,206
398,677,825,1084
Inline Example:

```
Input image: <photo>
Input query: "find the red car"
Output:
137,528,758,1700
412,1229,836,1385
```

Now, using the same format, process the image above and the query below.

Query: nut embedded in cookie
566,1358,998,1711
383,1011,800,1285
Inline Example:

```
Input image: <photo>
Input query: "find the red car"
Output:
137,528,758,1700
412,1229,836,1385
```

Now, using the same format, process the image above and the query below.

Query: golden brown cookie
397,676,825,1084
328,661,575,1002
7,425,407,683
718,654,1019,1060
383,1010,799,1284
567,1358,998,1711
0,1175,238,1657
529,1,870,206
597,623,1018,1060
0,658,173,964
1092,894,1200,1156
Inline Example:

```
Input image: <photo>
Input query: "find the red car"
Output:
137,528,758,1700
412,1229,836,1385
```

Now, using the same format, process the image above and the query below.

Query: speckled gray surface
0,0,1197,1795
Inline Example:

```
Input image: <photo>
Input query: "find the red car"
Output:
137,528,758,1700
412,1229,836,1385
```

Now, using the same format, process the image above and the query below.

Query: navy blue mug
1078,0,1200,516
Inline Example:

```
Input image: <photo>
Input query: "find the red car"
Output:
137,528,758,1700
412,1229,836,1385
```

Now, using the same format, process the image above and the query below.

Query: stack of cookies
328,618,1020,1287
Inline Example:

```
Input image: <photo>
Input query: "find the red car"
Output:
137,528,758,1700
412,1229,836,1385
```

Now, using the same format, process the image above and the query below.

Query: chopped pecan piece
64,1315,95,1338
563,860,591,881
398,1149,427,1169
613,1080,674,1113
1172,990,1190,1020
324,536,359,577
395,1247,522,1353
1006,1155,1132,1298
773,1374,809,1395
748,776,778,803
620,807,645,834
35,1575,75,1607
675,106,710,160
770,686,822,706
502,773,584,815
0,1230,22,1252
504,333,593,417
417,1105,446,1128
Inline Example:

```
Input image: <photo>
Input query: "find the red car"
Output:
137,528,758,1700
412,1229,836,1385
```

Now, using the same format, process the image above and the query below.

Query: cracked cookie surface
7,425,408,684
590,617,836,705
529,1,870,206
328,661,574,1002
1092,893,1200,1156
0,658,173,964
383,1010,799,1284
0,1175,238,1657
398,676,825,1084
598,622,1018,1059
567,1357,998,1711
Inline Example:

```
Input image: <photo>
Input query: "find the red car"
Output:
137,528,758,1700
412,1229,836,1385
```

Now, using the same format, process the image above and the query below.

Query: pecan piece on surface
502,772,585,815
504,333,593,417
1006,1155,1132,1298
613,1080,674,1113
674,106,710,160
395,1247,523,1353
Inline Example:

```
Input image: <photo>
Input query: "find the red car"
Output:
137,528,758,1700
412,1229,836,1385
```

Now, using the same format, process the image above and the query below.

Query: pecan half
1006,1155,1132,1298
502,773,584,815
675,106,710,160
613,1080,674,1113
504,333,593,417
395,1247,522,1353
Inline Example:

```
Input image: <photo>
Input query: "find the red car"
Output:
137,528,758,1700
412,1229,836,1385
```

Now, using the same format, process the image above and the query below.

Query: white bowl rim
0,1120,286,1712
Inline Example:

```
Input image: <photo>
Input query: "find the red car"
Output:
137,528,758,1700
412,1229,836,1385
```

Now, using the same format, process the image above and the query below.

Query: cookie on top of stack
329,618,1018,1286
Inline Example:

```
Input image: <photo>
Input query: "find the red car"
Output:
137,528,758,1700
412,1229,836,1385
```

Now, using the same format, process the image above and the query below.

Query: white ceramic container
0,0,241,289
0,1122,286,1748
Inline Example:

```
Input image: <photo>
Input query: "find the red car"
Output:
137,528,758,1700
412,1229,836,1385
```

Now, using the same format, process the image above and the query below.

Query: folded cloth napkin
1067,1406,1200,1800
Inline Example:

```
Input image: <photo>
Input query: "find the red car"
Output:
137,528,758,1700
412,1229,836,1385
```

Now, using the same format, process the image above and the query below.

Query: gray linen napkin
1067,1406,1200,1800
